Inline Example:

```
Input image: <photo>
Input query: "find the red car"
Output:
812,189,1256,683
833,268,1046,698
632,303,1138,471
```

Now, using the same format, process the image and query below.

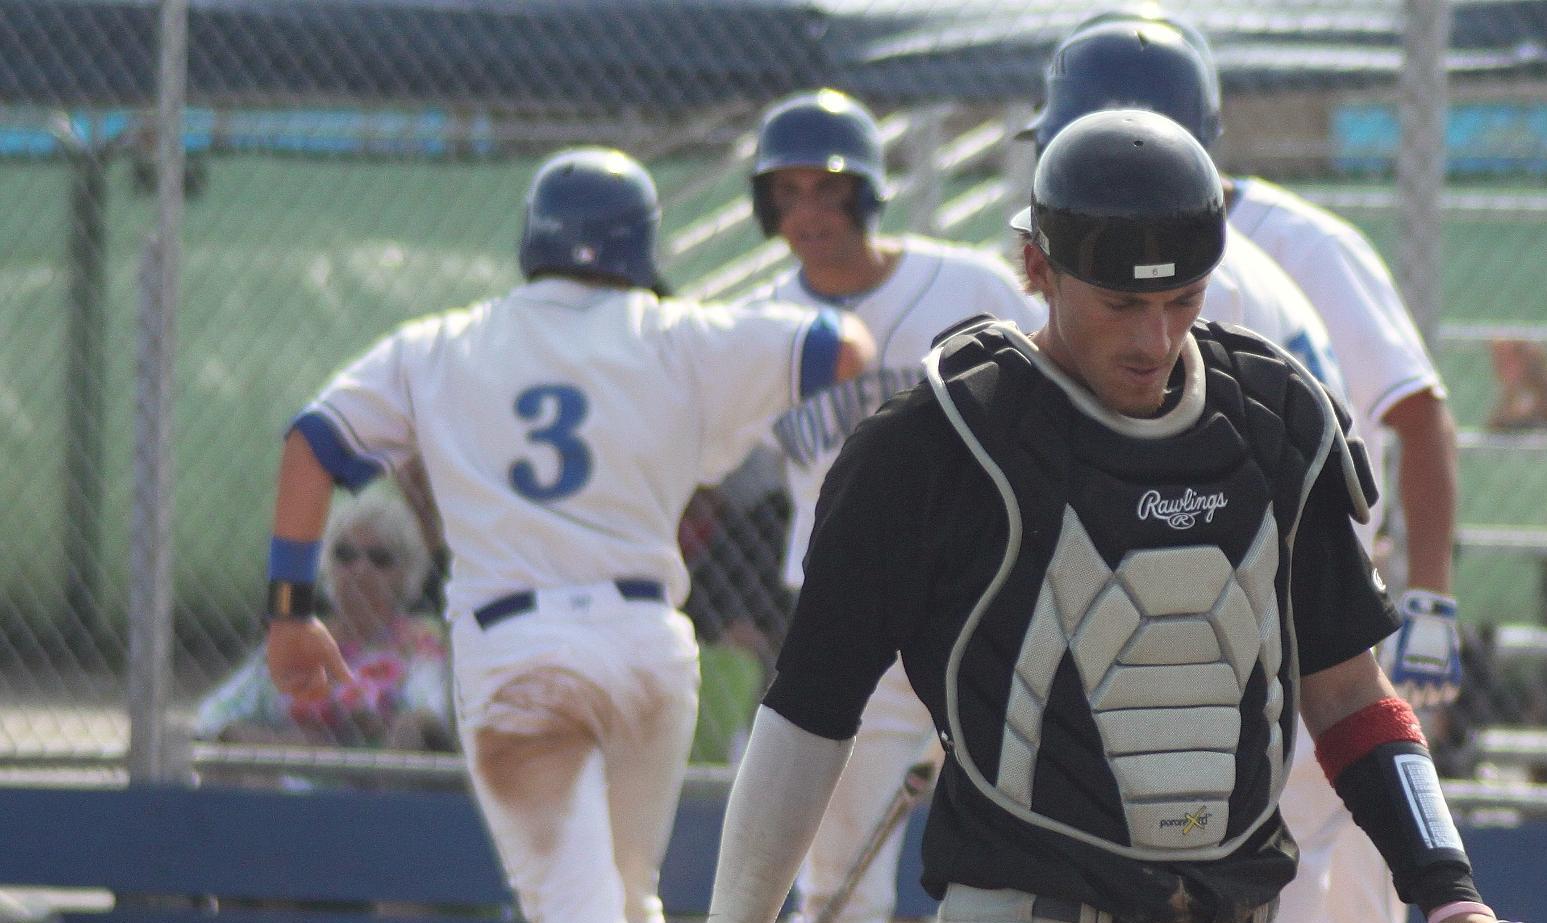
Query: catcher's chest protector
924,321,1341,863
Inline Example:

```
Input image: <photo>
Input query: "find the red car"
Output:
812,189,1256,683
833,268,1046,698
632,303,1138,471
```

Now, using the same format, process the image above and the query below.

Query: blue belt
474,579,665,630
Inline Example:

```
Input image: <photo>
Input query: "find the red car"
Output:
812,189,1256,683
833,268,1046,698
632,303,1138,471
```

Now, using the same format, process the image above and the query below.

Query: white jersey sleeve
665,299,837,484
299,313,454,488
1230,178,1444,429
1204,229,1348,402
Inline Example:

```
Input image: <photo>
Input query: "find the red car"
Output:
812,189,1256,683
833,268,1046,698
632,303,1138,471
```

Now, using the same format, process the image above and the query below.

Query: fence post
1396,0,1452,346
64,138,107,656
127,0,190,784
903,104,948,236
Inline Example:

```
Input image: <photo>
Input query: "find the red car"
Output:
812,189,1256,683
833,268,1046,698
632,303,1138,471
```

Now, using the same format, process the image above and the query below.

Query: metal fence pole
1396,0,1452,346
127,0,190,784
903,104,948,236
64,141,107,655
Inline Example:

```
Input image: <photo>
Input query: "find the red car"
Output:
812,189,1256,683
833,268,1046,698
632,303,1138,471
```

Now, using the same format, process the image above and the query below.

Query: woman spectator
196,487,453,755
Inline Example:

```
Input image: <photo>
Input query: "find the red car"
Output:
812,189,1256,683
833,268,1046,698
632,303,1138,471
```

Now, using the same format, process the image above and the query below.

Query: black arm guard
1332,741,1482,913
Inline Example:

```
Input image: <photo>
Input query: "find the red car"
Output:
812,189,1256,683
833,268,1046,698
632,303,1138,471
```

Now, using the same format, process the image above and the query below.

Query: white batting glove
1380,589,1463,709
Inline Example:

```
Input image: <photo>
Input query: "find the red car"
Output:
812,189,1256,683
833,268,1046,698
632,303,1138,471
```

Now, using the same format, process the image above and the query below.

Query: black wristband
264,580,317,625
1332,741,1481,912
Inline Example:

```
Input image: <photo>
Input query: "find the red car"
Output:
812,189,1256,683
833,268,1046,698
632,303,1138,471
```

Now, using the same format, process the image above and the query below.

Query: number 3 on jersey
510,384,592,501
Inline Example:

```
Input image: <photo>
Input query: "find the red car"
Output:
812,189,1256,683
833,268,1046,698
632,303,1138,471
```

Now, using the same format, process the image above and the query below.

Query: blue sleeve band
798,309,844,399
291,411,384,492
268,537,321,584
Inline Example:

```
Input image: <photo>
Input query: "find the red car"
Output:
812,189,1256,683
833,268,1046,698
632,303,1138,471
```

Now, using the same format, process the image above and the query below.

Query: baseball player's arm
1379,388,1464,708
265,429,353,701
1300,654,1500,923
394,454,445,557
832,312,875,385
1383,388,1458,593
1296,477,1495,923
687,304,873,481
710,395,950,923
1300,648,1397,738
709,706,854,923
793,308,873,396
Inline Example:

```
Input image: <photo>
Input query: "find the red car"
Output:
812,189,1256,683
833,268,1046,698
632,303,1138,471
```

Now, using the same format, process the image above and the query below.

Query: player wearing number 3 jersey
263,147,873,923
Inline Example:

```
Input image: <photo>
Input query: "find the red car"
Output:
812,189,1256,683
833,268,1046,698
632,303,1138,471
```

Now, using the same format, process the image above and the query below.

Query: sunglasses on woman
332,543,397,569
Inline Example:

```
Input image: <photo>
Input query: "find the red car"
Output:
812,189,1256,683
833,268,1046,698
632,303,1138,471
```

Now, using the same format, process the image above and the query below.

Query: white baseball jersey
1206,229,1347,404
748,235,1046,590
298,277,839,617
1230,176,1446,540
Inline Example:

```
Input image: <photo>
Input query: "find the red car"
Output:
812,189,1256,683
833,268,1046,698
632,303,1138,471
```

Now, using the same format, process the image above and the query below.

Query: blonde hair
317,485,433,611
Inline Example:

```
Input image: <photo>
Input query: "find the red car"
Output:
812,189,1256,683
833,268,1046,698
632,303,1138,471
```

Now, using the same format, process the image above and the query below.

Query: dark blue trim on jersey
798,309,843,399
291,411,383,492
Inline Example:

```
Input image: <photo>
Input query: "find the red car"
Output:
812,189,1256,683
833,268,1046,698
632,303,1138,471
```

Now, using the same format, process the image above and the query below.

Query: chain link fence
4,0,1547,788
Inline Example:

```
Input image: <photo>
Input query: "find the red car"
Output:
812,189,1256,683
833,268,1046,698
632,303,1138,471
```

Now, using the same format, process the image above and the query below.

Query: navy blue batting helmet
518,147,660,290
751,88,888,237
1011,109,1226,293
1022,19,1222,152
1070,6,1220,101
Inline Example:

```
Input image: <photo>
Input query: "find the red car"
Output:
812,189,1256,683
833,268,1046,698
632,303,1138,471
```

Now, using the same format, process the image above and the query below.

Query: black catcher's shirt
764,323,1399,923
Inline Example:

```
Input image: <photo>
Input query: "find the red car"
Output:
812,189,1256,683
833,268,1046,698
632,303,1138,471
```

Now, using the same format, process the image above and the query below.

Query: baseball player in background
710,107,1507,923
262,147,873,923
740,86,1045,923
1023,12,1465,923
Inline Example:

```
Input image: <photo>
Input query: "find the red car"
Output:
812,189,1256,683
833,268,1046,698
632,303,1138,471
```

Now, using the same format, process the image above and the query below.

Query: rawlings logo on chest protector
1136,488,1229,530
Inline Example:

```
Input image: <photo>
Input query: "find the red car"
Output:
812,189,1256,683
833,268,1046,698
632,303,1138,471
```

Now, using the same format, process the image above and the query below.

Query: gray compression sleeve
708,705,854,923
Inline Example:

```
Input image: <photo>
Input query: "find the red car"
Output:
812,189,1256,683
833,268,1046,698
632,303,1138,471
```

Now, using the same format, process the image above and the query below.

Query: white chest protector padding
995,505,1285,854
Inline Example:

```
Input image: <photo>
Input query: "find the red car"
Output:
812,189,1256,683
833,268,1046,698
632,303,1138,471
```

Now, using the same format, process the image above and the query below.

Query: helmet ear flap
752,172,882,239
752,173,781,237
847,179,884,233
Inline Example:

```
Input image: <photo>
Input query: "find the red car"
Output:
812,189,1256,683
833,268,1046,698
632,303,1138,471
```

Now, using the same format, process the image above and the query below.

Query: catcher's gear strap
1342,430,1379,522
709,706,855,923
1296,343,1377,524
1319,699,1481,913
1207,320,1376,525
929,312,1000,350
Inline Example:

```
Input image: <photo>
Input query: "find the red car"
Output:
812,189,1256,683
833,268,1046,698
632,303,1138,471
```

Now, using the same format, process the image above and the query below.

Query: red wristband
1314,696,1426,783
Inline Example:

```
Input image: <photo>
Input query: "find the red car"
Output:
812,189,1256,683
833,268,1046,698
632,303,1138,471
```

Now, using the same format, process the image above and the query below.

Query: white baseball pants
451,584,699,923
